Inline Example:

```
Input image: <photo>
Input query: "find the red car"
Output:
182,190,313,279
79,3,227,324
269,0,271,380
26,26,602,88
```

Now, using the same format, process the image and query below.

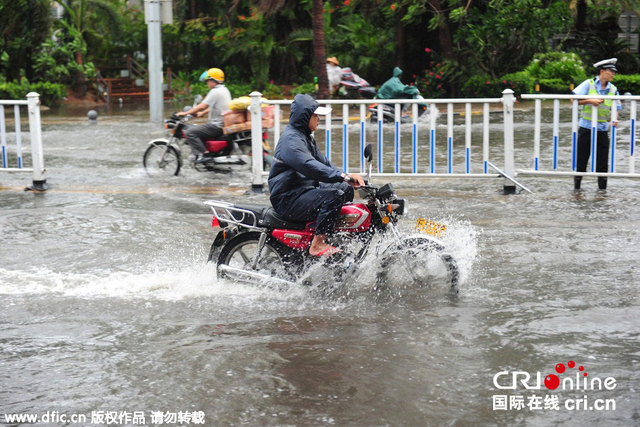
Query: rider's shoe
309,246,342,257
194,154,210,165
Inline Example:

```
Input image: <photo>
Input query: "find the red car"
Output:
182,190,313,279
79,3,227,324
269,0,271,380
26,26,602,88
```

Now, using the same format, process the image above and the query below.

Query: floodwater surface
0,104,638,426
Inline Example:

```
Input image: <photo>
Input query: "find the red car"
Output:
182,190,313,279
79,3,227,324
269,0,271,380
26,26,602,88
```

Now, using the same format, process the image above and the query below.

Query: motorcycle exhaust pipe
217,264,296,288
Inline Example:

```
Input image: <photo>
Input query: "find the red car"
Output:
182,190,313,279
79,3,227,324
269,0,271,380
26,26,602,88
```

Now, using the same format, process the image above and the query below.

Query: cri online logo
545,361,584,390
494,360,617,391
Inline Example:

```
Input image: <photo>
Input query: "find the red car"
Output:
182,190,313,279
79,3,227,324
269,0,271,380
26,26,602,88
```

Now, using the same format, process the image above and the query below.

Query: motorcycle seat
227,204,269,226
261,207,308,230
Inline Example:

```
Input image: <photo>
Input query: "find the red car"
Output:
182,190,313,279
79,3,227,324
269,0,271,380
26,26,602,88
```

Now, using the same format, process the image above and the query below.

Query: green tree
0,0,51,82
57,0,122,95
454,0,572,78
33,19,96,87
323,1,396,84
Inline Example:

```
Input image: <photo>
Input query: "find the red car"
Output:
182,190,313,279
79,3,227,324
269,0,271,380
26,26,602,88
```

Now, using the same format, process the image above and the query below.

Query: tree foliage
454,0,572,78
0,0,52,82
2,0,639,99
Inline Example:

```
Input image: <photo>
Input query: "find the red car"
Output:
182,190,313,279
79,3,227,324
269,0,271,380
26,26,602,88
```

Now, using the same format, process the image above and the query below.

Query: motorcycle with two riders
143,81,272,177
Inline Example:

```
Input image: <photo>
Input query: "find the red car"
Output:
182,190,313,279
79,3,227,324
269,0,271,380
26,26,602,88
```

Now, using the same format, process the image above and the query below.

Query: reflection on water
0,106,638,425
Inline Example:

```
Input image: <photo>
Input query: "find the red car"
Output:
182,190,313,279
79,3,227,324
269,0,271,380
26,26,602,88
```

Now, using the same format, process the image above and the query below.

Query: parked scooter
142,112,272,177
204,144,459,294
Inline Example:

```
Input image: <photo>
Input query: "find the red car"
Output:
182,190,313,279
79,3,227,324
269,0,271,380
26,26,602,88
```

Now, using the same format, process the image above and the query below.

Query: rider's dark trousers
276,182,354,235
185,123,223,156
575,127,610,190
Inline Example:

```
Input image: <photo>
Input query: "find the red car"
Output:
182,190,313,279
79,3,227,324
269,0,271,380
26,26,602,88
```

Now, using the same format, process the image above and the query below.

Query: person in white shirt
326,57,342,95
177,67,232,162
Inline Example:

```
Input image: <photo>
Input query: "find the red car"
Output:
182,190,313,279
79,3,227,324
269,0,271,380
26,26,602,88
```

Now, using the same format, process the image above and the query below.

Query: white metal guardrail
520,93,638,178
248,90,640,193
0,92,47,191
248,90,515,192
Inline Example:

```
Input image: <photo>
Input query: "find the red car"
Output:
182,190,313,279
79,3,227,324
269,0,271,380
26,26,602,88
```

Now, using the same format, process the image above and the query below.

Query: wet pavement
0,102,639,426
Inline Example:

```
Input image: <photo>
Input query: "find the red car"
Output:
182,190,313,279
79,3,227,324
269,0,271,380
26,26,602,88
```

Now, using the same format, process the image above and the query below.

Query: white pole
465,103,471,173
591,106,598,173
502,89,516,193
630,100,636,174
431,104,438,174
447,103,454,174
145,0,164,123
250,91,264,192
273,105,281,146
342,103,349,172
483,102,490,174
377,103,383,172
553,99,560,170
571,99,579,171
534,99,541,170
26,92,47,190
360,104,366,172
394,103,401,173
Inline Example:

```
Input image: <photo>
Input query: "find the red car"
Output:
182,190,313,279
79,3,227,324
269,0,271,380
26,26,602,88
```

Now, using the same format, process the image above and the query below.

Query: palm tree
311,0,329,98
257,0,330,98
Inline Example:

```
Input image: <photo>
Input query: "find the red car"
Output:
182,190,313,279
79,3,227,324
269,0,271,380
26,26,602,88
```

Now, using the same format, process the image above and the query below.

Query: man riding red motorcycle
268,94,365,256
177,67,231,163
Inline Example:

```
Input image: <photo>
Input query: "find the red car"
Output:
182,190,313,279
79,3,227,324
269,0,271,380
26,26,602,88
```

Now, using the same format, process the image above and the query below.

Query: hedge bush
461,74,532,98
538,78,572,94
525,52,587,83
610,74,640,95
0,81,66,105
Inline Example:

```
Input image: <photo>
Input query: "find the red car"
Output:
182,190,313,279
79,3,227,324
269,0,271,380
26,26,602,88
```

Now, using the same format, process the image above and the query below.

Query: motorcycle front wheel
376,236,459,295
216,232,300,286
143,140,181,177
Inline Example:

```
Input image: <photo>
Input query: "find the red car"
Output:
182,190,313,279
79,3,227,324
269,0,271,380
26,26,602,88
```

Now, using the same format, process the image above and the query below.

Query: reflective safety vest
581,79,617,123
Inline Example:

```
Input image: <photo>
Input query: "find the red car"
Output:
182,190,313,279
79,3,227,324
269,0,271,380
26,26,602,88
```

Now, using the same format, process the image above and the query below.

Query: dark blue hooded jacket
268,94,343,210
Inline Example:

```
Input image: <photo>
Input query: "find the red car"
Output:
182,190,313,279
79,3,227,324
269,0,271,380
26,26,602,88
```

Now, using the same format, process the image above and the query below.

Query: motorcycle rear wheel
143,141,181,177
217,232,300,285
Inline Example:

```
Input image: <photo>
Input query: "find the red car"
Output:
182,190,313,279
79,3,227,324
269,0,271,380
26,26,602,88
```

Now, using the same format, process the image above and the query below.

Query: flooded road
1,103,639,426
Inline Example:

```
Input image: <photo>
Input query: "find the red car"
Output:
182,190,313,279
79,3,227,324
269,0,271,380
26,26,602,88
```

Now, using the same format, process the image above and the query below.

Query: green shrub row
0,81,66,106
460,74,640,97
610,74,640,94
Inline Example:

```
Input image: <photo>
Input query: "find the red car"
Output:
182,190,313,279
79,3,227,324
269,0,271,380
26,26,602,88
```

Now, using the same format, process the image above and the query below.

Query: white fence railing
247,90,640,193
520,93,637,177
0,92,47,191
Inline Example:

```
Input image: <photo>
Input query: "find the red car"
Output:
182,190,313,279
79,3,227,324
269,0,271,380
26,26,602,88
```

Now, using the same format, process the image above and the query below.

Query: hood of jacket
392,67,403,78
289,94,319,134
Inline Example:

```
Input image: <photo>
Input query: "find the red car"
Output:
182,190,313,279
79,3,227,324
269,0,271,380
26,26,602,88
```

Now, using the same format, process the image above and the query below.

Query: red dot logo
544,374,560,390
568,361,575,368
555,363,565,374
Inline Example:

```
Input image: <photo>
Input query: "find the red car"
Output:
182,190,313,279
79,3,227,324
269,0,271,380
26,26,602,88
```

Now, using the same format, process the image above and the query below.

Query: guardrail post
249,91,264,193
501,89,516,194
26,92,48,191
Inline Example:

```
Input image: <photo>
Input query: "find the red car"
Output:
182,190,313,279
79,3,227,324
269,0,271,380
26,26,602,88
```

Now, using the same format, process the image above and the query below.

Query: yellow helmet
206,67,225,83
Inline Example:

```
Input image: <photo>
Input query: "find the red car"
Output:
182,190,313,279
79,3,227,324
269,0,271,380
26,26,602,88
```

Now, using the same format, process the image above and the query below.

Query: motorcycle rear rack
203,200,260,230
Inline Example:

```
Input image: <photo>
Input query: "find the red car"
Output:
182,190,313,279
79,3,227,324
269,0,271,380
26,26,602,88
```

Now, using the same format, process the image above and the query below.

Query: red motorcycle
204,144,459,294
143,112,272,177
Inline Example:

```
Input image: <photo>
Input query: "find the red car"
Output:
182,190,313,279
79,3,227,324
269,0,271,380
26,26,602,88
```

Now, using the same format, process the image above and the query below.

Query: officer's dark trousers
575,127,610,190
276,182,354,235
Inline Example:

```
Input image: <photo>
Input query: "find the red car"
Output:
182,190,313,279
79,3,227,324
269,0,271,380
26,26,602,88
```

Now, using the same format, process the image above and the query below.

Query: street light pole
145,0,163,123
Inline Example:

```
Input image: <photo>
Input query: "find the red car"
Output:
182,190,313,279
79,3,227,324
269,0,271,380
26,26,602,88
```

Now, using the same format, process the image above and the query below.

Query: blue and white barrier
0,92,47,190
248,90,640,193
